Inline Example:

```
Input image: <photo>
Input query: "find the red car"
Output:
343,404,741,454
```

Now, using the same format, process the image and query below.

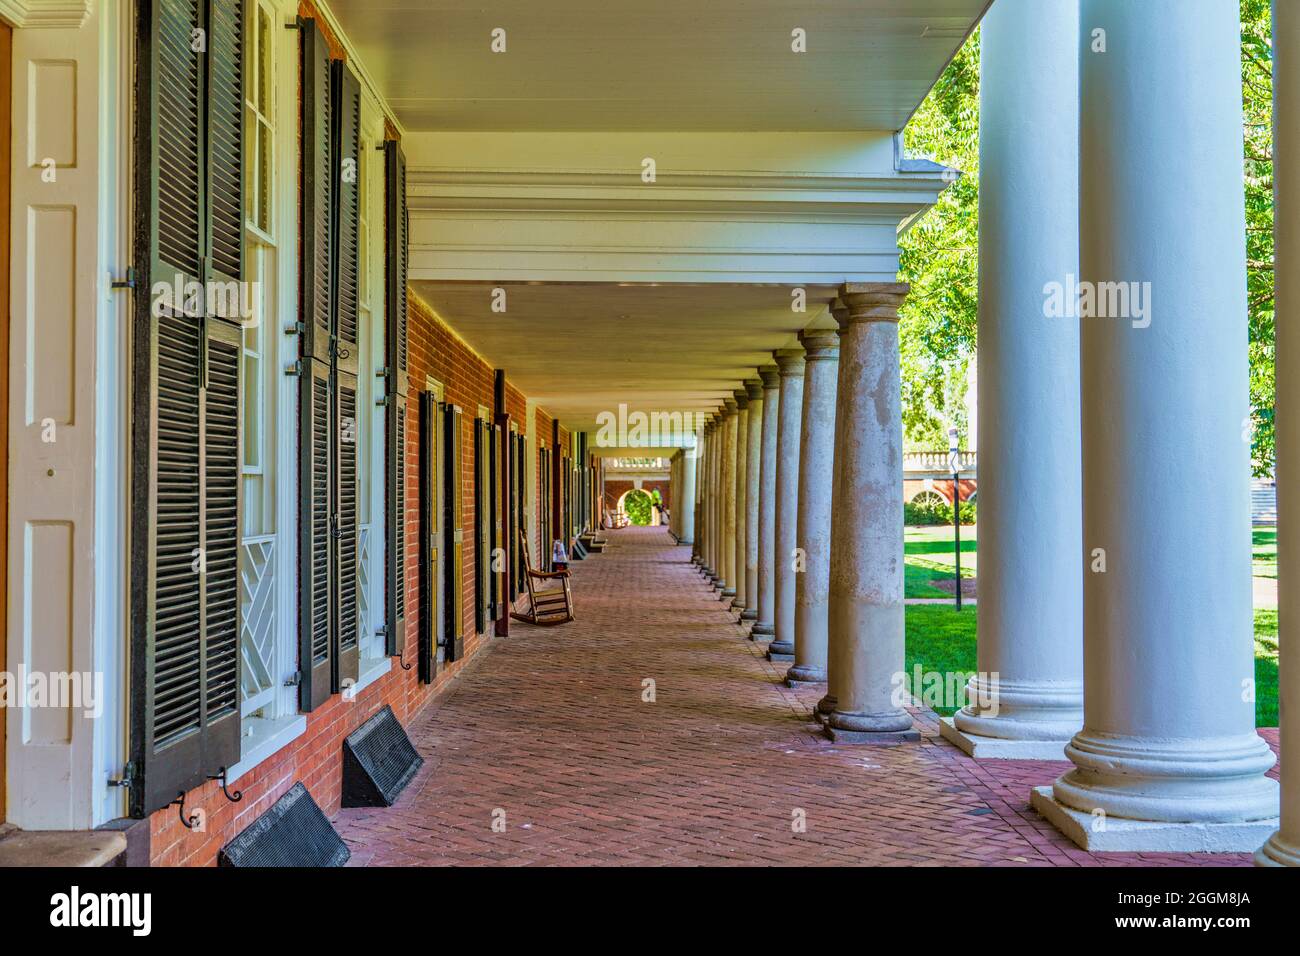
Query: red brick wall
903,477,978,504
148,290,561,866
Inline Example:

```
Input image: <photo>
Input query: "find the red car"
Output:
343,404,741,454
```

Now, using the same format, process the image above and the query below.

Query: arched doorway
617,488,656,526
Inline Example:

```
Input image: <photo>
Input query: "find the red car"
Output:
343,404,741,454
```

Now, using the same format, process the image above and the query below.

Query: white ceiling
411,282,839,434
327,0,990,131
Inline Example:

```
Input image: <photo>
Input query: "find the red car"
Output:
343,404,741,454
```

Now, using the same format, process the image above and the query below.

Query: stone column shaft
1033,0,1278,852
753,365,780,637
743,379,763,620
787,330,838,684
681,436,698,546
940,0,1084,759
824,285,916,741
721,400,738,596
1260,0,1300,867
732,391,750,608
768,348,805,660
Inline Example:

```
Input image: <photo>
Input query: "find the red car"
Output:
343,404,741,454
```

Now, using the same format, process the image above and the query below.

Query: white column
767,348,804,660
721,399,738,597
939,0,1084,759
816,302,851,722
731,389,750,609
742,379,763,621
753,365,780,638
1032,0,1279,851
823,285,917,741
787,331,838,684
680,435,698,546
1259,0,1300,867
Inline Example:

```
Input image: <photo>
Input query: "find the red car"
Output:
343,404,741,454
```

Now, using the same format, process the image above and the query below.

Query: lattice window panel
357,524,372,647
240,534,277,716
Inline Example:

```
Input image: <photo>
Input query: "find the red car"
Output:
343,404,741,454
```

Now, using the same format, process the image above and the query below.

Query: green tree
899,4,1275,475
1242,0,1275,476
898,32,980,452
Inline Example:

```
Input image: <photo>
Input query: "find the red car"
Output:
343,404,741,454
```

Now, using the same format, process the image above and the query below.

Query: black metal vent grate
341,705,423,808
218,782,350,867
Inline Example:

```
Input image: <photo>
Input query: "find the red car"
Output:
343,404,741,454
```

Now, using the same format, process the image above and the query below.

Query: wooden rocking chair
510,529,575,626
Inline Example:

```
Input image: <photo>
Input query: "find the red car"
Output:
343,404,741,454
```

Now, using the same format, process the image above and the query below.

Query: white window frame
358,88,390,675
228,0,308,784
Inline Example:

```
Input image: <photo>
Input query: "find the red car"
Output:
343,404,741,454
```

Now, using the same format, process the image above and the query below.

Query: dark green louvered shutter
298,18,333,711
445,404,465,661
473,417,488,634
490,421,504,620
418,391,440,683
384,139,410,655
332,59,362,691
131,0,244,816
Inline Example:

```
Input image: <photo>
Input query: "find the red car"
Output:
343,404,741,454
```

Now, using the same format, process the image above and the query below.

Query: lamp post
948,427,962,610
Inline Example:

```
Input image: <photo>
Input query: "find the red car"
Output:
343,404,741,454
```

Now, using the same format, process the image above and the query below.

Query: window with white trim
233,0,305,777
358,97,389,669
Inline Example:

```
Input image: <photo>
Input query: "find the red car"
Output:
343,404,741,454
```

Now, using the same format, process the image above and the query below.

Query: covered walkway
336,527,1270,867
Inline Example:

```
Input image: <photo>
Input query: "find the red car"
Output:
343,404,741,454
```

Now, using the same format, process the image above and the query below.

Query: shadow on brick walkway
336,525,1273,866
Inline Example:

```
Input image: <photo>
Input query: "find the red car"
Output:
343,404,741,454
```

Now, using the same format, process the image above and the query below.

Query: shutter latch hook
207,766,244,804
169,791,202,830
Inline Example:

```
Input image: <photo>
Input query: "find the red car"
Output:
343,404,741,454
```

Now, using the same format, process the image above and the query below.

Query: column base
740,608,757,621
938,718,1070,760
1053,729,1279,824
722,587,736,598
750,622,774,638
767,650,794,662
826,708,914,736
730,596,745,610
1031,787,1279,853
1255,831,1300,867
813,694,836,724
785,664,826,685
825,726,921,745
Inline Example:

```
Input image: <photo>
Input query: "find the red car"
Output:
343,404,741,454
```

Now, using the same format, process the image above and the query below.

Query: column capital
775,347,806,376
830,299,851,335
745,378,764,401
798,329,840,360
838,282,910,324
723,398,738,414
733,388,749,410
758,364,780,389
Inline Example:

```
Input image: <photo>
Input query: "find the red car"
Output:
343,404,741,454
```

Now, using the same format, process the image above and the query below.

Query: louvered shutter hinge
110,267,136,291
285,359,303,377
284,671,303,688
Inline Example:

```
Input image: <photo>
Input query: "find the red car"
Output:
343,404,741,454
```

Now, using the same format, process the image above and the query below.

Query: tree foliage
899,3,1276,475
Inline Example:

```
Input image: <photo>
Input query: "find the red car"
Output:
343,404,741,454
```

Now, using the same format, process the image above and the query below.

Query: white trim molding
0,0,90,29
404,132,951,285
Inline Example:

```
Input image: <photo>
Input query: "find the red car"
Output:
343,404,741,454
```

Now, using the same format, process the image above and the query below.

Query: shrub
903,500,976,527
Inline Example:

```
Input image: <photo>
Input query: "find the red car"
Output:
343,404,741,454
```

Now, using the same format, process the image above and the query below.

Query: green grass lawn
1253,528,1277,579
905,525,977,598
905,604,1279,726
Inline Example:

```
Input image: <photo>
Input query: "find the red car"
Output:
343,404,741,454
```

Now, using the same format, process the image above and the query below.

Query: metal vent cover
218,782,350,867
341,705,423,808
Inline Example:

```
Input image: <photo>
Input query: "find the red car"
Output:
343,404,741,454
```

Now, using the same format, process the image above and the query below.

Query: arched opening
618,488,655,526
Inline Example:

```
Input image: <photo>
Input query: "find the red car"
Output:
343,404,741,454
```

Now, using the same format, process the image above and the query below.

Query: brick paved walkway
336,526,1276,866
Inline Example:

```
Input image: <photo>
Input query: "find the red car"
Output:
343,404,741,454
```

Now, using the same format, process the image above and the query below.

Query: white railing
605,457,669,471
903,450,978,474
239,534,277,717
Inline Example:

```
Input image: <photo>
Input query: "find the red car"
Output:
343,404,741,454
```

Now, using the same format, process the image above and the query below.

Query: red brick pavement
335,525,1277,866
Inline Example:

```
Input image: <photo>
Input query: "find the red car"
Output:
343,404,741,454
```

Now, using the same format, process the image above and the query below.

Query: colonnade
679,0,1296,858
